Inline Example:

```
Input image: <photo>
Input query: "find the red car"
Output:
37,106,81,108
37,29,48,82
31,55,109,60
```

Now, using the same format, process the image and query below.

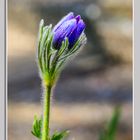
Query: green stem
42,85,52,140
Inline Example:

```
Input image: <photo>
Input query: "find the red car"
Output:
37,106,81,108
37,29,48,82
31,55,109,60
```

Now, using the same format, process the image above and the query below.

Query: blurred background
8,0,132,140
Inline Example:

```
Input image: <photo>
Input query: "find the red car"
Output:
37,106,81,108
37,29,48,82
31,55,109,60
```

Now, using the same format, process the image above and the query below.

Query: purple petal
68,19,85,49
53,12,74,32
75,15,81,23
53,19,77,49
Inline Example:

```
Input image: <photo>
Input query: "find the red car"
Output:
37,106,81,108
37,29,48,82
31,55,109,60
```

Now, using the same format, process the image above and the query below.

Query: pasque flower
53,12,86,49
37,12,86,79
32,12,87,140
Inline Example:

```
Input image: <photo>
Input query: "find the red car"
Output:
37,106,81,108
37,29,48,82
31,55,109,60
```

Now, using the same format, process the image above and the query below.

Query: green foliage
99,106,121,140
31,115,69,140
51,130,69,140
31,115,42,139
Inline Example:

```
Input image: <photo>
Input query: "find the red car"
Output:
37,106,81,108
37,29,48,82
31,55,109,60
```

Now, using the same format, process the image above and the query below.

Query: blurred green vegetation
99,106,121,140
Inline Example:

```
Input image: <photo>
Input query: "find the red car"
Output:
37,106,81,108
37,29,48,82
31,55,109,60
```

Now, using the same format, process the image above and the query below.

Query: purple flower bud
52,12,85,50
68,19,85,49
53,19,77,49
53,12,74,32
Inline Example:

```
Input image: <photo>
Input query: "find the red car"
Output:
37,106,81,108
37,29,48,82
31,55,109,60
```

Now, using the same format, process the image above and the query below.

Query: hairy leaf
51,130,69,140
31,115,42,139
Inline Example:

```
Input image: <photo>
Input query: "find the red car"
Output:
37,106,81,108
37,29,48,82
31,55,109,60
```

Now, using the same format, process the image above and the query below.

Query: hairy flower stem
42,85,52,140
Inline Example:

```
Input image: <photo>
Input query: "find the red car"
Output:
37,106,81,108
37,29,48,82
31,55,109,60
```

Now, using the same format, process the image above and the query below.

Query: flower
37,13,86,77
52,12,85,49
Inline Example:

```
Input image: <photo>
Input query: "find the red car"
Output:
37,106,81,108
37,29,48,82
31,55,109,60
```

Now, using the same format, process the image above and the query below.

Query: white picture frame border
134,0,140,139
0,0,137,139
0,0,6,139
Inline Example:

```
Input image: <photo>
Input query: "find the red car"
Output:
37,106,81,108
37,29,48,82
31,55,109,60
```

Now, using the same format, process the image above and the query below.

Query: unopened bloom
37,12,86,79
52,12,86,49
